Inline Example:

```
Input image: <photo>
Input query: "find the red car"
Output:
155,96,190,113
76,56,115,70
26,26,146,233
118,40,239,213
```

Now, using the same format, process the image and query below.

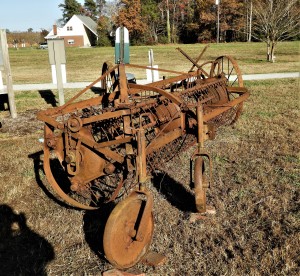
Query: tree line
6,0,300,62
61,0,299,61
6,29,49,48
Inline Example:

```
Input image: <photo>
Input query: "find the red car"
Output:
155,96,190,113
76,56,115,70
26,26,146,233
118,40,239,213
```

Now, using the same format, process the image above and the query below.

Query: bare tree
247,0,253,42
166,0,171,43
252,0,300,62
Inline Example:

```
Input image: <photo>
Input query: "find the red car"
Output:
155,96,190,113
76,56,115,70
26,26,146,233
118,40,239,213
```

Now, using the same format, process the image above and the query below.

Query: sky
0,0,85,32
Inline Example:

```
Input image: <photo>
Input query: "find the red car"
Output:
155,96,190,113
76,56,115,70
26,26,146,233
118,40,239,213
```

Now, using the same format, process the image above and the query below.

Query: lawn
7,41,300,84
0,76,299,274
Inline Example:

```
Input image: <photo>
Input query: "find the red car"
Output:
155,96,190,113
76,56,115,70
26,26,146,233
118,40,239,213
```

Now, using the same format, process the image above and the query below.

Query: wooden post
149,49,154,82
55,59,65,106
0,29,17,118
48,39,66,106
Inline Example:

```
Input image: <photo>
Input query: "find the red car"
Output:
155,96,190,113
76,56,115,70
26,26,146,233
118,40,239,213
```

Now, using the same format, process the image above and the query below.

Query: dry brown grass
0,78,299,275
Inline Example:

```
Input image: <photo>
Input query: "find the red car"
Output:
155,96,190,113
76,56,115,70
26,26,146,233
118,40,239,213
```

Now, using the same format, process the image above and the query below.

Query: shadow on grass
152,171,196,212
90,86,106,95
38,90,58,107
0,204,54,275
0,94,9,111
83,203,115,261
28,150,77,210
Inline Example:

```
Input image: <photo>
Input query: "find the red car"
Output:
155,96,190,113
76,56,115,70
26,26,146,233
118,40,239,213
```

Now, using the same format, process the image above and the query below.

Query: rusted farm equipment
37,47,249,269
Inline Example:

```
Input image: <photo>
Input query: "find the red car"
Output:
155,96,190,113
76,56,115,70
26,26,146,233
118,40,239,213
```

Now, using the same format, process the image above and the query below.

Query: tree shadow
0,204,55,275
83,202,115,261
38,90,58,107
151,171,196,212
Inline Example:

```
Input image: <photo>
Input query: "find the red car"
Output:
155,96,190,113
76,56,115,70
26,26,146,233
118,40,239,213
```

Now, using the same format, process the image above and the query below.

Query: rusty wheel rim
210,56,245,124
43,137,98,210
103,192,154,269
210,56,244,87
101,61,116,93
43,124,124,210
43,143,128,210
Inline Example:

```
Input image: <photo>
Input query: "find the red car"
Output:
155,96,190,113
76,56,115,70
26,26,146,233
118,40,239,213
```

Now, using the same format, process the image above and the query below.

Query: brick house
46,15,98,47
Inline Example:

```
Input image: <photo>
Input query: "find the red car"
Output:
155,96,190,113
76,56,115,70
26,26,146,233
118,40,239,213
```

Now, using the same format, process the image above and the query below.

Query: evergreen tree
84,0,98,20
97,15,112,46
141,0,162,44
59,0,82,24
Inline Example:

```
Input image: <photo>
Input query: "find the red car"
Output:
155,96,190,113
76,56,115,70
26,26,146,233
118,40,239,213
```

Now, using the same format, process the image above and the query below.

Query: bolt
70,181,79,191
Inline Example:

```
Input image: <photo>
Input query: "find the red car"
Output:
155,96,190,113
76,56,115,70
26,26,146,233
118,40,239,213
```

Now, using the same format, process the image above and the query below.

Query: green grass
8,41,300,83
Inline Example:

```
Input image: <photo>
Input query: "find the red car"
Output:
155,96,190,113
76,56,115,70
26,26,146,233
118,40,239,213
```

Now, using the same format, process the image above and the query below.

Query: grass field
0,41,299,275
7,41,300,84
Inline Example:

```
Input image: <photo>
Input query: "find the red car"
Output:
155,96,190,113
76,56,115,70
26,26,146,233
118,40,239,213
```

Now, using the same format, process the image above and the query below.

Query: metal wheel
101,61,117,93
103,191,154,269
198,60,215,79
43,125,129,210
43,137,98,210
210,56,244,87
210,56,244,124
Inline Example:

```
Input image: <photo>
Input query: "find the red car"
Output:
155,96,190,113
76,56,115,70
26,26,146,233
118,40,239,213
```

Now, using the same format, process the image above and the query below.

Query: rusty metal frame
37,48,249,268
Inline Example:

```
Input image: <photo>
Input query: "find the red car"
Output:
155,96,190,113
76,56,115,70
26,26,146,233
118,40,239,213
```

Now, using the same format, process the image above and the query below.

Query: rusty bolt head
46,138,56,149
104,163,116,175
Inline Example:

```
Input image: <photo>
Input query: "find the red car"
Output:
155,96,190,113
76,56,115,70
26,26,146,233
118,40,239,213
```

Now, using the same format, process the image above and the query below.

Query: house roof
45,15,98,39
75,15,98,36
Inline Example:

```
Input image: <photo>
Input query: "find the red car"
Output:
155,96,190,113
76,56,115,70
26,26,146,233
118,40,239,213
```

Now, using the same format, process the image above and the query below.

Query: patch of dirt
0,110,44,137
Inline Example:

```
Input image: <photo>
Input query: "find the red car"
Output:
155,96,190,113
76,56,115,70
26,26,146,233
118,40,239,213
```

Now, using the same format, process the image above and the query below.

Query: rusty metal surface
103,190,154,269
37,48,249,268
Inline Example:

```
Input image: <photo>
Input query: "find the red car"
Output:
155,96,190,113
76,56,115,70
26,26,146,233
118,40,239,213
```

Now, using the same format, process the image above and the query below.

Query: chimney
53,24,57,35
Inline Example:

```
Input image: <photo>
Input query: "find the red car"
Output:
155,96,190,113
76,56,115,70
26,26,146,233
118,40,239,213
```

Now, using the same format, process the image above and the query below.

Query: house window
67,26,73,31
68,39,75,45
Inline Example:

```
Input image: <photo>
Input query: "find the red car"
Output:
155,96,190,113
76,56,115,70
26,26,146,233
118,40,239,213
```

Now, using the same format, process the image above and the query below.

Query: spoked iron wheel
103,191,154,269
198,60,215,79
210,56,244,88
101,61,117,93
210,55,245,124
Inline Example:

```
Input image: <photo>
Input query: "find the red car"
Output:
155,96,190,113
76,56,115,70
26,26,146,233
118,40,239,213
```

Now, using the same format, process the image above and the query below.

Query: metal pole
120,27,124,64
